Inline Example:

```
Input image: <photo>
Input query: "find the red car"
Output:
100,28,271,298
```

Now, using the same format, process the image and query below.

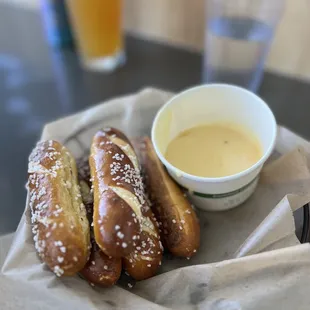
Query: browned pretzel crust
135,137,200,258
78,162,122,287
90,128,162,280
80,239,122,286
28,140,90,276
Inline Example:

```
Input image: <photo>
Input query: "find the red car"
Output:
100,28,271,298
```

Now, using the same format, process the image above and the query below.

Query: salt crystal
117,231,124,239
53,265,64,277
159,241,164,251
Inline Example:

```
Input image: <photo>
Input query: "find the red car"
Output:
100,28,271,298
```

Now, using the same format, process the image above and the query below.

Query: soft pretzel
89,128,162,279
135,137,200,258
28,140,90,276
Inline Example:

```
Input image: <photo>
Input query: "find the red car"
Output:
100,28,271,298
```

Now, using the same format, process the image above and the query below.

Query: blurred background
4,0,310,78
1,0,310,234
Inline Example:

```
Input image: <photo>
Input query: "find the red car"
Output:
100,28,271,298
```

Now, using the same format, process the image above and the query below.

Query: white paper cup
151,84,277,211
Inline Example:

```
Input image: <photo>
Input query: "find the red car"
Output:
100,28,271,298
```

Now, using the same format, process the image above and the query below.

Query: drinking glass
203,0,285,92
66,0,125,72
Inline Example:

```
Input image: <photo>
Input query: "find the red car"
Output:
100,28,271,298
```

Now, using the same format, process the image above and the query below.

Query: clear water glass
203,0,285,92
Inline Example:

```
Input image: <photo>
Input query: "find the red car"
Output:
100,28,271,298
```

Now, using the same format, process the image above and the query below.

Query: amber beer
66,0,124,71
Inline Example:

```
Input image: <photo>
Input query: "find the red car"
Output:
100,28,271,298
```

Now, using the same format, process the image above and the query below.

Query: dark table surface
1,3,310,235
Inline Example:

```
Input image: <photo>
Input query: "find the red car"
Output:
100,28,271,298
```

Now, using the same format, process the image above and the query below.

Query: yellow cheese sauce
165,123,262,178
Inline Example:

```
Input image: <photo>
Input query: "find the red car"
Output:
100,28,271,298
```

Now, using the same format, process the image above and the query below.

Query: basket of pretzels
27,127,200,287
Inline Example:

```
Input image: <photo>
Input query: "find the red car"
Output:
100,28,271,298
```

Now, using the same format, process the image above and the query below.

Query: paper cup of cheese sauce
151,84,277,211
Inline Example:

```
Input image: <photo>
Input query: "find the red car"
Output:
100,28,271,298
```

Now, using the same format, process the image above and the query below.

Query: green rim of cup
181,176,258,199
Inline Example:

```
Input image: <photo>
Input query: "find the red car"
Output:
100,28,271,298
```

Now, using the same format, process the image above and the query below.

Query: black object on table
301,205,309,243
1,3,310,237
